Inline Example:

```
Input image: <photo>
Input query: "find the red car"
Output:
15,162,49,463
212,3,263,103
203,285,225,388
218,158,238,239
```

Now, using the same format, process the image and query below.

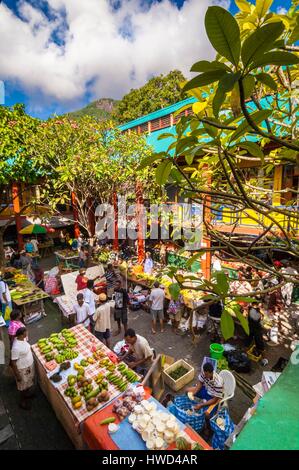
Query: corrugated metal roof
118,97,196,131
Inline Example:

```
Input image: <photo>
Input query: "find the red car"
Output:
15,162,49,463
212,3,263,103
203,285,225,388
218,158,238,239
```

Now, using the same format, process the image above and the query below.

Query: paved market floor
0,297,292,450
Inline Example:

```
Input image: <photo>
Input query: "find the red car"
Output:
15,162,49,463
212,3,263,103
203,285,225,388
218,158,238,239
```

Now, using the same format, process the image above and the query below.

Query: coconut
164,430,175,444
138,418,147,430
160,413,169,423
132,421,139,431
155,437,164,449
141,430,149,441
146,439,155,450
128,414,137,424
134,405,143,414
156,422,166,433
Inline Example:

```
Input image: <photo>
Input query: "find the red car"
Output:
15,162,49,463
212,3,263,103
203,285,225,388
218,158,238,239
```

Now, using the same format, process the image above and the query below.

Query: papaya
85,387,101,402
73,401,83,409
72,396,81,405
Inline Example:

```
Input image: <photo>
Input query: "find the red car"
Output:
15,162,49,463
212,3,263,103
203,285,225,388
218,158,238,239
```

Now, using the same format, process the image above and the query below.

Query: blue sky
0,0,291,119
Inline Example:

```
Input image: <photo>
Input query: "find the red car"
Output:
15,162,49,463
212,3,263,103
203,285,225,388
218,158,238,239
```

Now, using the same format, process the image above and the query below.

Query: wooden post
136,181,145,264
71,192,80,238
113,192,119,251
12,182,24,250
273,165,283,206
201,169,212,280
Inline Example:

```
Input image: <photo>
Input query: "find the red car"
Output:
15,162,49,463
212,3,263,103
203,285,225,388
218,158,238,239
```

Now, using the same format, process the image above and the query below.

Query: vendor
84,279,96,333
103,263,119,299
76,268,88,291
120,328,153,376
186,363,224,416
143,251,154,275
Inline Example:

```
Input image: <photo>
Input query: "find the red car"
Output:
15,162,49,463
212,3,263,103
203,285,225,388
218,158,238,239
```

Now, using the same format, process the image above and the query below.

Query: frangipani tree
141,0,299,340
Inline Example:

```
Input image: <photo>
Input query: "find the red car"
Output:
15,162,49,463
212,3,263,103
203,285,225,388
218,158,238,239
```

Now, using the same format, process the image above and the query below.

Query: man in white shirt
84,280,96,333
93,293,115,348
73,293,90,329
30,238,39,253
149,281,165,334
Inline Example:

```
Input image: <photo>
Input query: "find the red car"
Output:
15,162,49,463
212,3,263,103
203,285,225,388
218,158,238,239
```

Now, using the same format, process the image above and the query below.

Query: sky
0,0,291,119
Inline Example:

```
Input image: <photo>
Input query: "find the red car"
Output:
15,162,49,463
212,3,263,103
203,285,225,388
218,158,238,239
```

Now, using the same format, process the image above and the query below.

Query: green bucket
210,343,224,360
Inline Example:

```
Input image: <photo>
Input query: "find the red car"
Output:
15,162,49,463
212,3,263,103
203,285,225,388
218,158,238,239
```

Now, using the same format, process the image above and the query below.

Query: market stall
83,387,211,450
54,249,80,269
7,270,49,324
31,325,140,449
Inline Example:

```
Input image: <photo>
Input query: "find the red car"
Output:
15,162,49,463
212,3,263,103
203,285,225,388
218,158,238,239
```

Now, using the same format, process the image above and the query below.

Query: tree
0,104,39,265
112,70,186,123
29,116,162,239
141,0,299,340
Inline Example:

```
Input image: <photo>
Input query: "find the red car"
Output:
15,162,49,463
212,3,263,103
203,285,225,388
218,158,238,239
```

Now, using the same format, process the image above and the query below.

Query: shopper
75,268,88,291
143,251,154,275
104,263,119,299
167,295,183,333
79,246,87,269
121,328,153,375
11,252,22,269
113,280,129,336
10,327,35,410
93,293,115,348
25,239,34,254
20,251,31,274
0,275,12,319
84,279,96,333
32,265,45,290
149,281,165,334
245,302,268,366
74,293,90,329
281,261,298,306
8,309,25,347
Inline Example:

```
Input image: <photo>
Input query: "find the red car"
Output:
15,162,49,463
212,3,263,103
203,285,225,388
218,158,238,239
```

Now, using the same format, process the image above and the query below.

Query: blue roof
118,97,197,131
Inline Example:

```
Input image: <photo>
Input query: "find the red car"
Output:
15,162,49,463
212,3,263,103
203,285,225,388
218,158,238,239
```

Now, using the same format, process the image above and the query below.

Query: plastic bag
4,305,12,321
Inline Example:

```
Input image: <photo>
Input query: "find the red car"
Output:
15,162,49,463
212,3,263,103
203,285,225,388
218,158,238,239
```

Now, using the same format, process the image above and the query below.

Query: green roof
231,353,299,450
118,97,196,131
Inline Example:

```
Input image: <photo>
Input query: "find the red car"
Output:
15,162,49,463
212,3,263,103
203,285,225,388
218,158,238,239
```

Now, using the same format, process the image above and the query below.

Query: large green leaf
256,0,273,19
169,283,181,301
221,309,235,340
255,72,277,91
230,109,272,141
213,72,241,117
205,6,241,66
186,252,203,268
252,51,299,68
138,154,164,170
235,0,252,12
215,270,230,295
182,70,226,93
232,306,250,335
155,160,172,185
157,133,176,141
242,75,256,99
190,60,230,73
241,22,284,69
238,141,264,158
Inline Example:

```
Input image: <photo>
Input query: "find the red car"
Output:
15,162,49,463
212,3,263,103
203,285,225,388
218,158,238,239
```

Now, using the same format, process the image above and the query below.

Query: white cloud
0,0,231,105
276,7,287,15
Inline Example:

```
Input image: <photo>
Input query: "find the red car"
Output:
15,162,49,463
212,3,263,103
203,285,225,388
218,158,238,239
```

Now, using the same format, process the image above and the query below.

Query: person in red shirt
76,268,88,291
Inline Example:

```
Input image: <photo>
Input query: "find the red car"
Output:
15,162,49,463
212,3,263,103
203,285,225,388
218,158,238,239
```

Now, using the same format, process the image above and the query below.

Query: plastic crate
247,345,262,362
163,359,195,391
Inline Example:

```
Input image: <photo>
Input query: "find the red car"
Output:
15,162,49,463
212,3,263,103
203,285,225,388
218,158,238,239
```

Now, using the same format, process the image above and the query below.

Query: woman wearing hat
93,293,115,348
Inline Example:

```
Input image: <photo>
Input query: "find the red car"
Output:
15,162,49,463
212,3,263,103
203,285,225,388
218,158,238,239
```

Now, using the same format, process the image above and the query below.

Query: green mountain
66,98,117,120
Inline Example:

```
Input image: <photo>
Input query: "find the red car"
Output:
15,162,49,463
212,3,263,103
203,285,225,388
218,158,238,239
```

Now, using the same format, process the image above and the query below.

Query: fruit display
37,330,79,365
50,372,62,383
175,432,203,450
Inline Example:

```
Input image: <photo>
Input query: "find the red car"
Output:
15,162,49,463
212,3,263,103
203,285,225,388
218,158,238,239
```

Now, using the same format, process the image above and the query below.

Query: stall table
32,325,130,449
11,281,49,324
39,241,54,258
55,251,79,269
83,388,211,450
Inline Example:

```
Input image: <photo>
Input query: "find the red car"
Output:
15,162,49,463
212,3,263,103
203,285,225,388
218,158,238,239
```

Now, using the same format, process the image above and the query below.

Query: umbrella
19,224,47,235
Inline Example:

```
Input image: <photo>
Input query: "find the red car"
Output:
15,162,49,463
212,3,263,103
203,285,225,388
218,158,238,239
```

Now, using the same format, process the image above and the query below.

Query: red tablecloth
83,389,211,450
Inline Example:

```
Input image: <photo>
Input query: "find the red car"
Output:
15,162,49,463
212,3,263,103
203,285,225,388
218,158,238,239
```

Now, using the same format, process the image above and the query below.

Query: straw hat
98,293,107,302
